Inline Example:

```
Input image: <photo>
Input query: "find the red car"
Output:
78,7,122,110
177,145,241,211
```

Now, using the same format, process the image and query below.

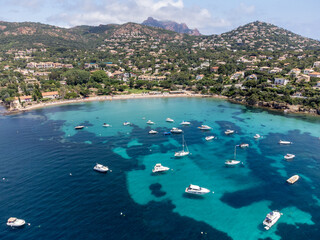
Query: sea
0,97,320,240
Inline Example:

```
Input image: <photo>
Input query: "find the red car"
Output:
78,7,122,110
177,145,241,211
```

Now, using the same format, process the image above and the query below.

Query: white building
274,78,290,86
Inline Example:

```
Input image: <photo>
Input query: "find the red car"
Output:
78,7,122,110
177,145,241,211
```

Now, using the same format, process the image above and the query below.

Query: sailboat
174,135,190,157
225,145,241,166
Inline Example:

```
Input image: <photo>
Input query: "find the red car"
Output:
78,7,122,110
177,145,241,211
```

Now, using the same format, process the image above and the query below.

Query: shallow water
0,98,320,240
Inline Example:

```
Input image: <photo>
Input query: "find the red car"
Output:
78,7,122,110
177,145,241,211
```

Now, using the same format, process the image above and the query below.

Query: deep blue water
0,98,320,240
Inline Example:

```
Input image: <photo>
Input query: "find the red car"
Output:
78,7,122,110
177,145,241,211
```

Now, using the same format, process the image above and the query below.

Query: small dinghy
225,129,234,135
287,175,299,184
284,154,295,160
205,136,215,141
75,125,84,130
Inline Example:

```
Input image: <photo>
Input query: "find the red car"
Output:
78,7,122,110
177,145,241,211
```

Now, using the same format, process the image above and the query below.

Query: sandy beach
6,93,228,114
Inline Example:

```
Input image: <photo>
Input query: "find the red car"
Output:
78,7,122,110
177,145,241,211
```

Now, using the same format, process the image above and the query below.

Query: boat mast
234,145,237,160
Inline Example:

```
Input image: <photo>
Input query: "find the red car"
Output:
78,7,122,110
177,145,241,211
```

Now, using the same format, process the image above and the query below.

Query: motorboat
254,134,261,139
147,120,155,125
205,136,215,141
284,154,295,160
225,145,241,166
225,129,235,135
185,184,210,195
6,217,25,227
180,121,191,126
263,210,281,230
170,127,183,134
174,135,190,157
225,160,241,165
239,143,249,148
75,125,84,130
287,175,299,184
166,118,174,123
103,123,110,127
93,163,109,173
152,163,170,173
163,132,172,135
279,140,292,145
149,130,158,134
198,125,212,130
123,121,131,126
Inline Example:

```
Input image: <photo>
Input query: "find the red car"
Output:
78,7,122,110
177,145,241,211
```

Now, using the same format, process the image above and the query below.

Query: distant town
0,21,319,115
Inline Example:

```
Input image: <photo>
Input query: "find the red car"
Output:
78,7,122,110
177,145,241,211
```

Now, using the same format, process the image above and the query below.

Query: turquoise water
1,97,320,239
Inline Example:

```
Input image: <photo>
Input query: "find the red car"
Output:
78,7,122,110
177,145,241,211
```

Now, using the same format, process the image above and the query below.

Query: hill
142,17,201,36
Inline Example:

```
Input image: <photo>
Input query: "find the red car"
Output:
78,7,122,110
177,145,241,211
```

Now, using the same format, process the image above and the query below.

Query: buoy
120,212,123,215
212,191,215,194
201,232,203,234
28,223,31,226
110,170,112,172
2,177,5,180
69,173,72,176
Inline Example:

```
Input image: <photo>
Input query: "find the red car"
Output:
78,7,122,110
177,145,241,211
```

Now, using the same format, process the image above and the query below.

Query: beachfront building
138,75,166,81
41,91,60,99
309,72,320,78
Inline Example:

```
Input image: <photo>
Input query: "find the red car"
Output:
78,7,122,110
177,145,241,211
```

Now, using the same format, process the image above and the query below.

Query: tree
90,70,109,83
63,70,90,85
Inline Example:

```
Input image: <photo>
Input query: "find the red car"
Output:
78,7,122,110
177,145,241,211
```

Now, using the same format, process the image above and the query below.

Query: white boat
103,123,110,127
225,129,235,135
239,143,249,148
254,134,261,139
123,121,131,126
170,127,183,134
149,130,158,134
185,184,210,195
198,125,212,130
147,120,155,125
166,118,174,123
287,175,299,184
284,154,295,160
180,121,191,126
174,135,190,157
279,140,292,145
6,217,25,227
152,163,170,173
75,125,84,130
225,145,241,166
205,136,215,141
93,163,109,173
263,210,281,230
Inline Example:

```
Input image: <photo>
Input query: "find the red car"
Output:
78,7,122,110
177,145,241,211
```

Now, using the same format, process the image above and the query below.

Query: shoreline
4,93,228,115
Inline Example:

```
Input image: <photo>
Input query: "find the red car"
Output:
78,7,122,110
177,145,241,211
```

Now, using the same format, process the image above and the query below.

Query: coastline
4,93,228,115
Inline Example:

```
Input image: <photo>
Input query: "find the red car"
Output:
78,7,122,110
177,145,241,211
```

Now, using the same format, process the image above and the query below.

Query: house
246,74,258,80
313,61,320,68
274,78,290,86
297,74,310,82
210,66,219,72
196,74,204,80
230,71,245,80
138,75,166,81
269,67,282,74
41,91,59,99
304,68,314,74
289,68,301,76
14,95,33,103
84,63,99,69
24,78,39,85
309,72,320,78
317,81,320,87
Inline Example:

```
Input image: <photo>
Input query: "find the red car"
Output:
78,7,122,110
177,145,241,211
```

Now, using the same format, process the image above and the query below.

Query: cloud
46,0,230,34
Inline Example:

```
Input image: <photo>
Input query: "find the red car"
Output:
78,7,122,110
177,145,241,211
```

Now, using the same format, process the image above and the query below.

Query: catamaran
263,210,281,230
174,135,190,157
225,145,241,166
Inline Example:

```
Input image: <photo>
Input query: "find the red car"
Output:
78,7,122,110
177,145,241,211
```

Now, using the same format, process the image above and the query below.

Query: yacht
6,217,25,227
74,125,84,130
225,129,235,135
263,210,281,230
180,121,191,126
93,163,109,173
185,184,210,195
174,135,190,157
166,118,174,123
287,175,299,184
284,154,295,160
170,127,183,134
254,134,261,139
198,125,212,130
205,136,215,141
147,120,155,125
239,143,249,148
225,145,241,166
123,121,131,126
149,130,158,134
103,123,110,127
279,140,292,145
152,163,170,173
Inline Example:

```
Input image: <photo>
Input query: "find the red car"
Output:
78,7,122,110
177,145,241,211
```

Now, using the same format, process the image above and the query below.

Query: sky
0,0,319,40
